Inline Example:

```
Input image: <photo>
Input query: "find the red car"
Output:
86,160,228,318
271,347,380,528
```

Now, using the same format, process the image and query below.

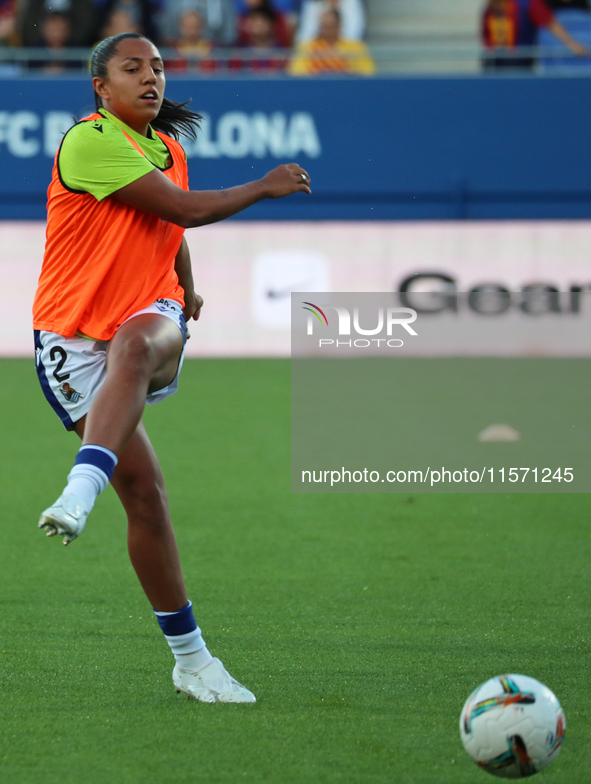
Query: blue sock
62,444,118,512
154,601,213,670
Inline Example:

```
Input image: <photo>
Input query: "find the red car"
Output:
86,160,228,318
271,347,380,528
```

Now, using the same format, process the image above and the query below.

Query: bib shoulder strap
120,129,147,158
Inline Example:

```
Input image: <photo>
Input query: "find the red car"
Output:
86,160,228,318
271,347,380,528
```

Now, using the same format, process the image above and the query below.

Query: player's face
93,37,166,136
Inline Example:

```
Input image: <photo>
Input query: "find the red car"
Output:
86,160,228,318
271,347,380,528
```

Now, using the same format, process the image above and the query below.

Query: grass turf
0,358,589,784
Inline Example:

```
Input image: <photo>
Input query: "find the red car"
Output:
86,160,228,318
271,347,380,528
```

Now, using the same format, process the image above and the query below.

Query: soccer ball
459,674,566,778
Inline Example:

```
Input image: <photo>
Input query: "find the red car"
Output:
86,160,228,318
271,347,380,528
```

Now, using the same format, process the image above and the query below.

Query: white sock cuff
79,444,118,465
164,628,206,655
155,600,193,617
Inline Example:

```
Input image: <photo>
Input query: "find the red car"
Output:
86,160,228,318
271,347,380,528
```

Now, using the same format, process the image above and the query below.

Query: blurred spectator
242,5,275,44
94,0,160,43
28,11,84,71
175,7,211,53
43,8,70,43
237,0,290,46
296,0,365,43
18,0,95,46
100,6,142,36
228,6,288,70
0,0,18,44
165,8,214,71
158,0,236,45
482,0,589,68
289,8,374,74
235,0,300,39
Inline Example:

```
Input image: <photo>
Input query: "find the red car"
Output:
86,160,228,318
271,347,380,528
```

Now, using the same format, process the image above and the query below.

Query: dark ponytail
90,33,201,141
146,97,201,142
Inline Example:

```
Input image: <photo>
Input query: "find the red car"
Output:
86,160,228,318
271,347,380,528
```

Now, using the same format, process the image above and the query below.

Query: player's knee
113,331,157,375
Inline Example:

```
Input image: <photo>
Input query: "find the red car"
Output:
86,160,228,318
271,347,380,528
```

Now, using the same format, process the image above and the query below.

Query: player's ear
93,76,110,102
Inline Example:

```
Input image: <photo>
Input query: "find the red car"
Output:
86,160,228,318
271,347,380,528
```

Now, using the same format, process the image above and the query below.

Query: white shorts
34,299,187,430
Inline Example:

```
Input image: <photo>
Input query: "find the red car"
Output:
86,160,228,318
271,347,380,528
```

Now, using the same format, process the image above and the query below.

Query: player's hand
183,292,203,338
260,164,312,199
183,291,203,322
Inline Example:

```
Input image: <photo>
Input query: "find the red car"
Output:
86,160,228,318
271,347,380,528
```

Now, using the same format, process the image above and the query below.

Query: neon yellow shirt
58,109,171,201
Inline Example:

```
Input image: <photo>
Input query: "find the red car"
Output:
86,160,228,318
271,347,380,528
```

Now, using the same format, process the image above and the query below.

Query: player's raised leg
38,313,183,544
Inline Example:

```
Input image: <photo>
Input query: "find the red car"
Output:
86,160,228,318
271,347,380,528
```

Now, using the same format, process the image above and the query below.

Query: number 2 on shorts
50,346,70,382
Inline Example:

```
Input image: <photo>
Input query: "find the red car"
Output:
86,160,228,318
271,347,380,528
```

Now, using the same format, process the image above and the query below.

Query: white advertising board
1,220,590,357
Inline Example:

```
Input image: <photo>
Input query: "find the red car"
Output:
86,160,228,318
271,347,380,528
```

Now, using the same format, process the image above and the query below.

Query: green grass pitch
0,358,589,784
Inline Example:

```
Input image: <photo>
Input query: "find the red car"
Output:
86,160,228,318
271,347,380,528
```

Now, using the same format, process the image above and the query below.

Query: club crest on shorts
59,382,83,403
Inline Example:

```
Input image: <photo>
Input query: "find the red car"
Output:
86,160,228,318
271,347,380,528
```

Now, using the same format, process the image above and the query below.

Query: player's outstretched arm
174,237,203,322
114,164,312,229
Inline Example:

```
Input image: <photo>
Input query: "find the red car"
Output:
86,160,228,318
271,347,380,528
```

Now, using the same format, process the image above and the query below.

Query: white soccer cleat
173,658,256,703
38,493,89,546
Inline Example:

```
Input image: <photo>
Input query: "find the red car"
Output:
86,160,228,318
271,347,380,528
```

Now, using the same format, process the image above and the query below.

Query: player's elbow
171,213,196,229
168,196,215,228
185,212,216,228
165,207,203,229
175,213,213,229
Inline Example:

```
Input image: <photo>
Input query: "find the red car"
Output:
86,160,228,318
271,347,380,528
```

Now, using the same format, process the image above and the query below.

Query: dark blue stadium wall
1,75,591,220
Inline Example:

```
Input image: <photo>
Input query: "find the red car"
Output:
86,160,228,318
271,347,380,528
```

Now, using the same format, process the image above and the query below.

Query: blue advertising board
1,74,591,220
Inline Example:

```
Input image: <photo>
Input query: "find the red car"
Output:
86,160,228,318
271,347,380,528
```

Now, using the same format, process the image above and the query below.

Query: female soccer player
33,32,311,703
